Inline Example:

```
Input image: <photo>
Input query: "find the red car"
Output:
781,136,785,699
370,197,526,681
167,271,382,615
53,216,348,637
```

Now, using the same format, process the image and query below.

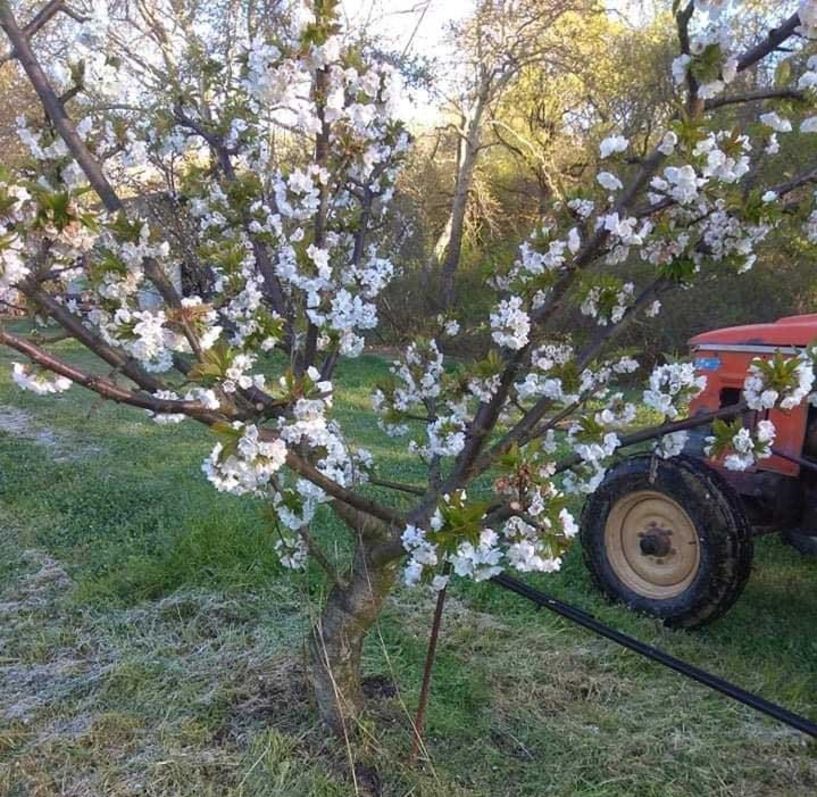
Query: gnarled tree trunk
309,509,399,735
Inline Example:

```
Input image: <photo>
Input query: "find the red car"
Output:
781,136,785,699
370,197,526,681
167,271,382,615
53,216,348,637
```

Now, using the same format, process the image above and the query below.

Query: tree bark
439,146,477,308
309,537,399,735
434,93,487,309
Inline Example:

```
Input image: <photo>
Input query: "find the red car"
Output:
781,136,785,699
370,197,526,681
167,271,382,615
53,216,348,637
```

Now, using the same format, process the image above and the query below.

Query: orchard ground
0,325,815,797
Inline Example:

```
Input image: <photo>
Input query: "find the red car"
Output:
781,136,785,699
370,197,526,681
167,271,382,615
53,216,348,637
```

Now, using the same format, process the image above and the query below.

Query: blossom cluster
643,363,707,420
654,430,690,459
579,280,635,326
0,179,97,307
670,5,738,100
743,356,815,411
203,423,288,495
402,486,578,590
490,296,531,350
705,419,776,471
11,363,72,396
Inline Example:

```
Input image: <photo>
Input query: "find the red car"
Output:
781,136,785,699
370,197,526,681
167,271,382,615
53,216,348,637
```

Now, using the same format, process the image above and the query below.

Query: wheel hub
604,490,700,600
638,523,673,558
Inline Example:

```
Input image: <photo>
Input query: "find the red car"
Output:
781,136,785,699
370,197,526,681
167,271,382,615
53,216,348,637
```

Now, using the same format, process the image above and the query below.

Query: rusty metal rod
410,563,452,762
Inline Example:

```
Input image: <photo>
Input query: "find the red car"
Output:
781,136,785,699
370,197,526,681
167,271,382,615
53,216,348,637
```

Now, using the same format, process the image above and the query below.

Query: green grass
0,331,815,796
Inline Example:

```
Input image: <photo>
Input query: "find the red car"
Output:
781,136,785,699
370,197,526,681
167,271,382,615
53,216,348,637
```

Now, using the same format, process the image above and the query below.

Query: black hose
491,573,817,739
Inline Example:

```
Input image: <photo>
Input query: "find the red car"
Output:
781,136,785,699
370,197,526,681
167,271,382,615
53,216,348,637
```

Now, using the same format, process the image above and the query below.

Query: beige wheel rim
604,490,701,600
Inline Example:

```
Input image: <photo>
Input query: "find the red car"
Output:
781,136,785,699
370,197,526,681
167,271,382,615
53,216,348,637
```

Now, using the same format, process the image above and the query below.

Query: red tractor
580,314,817,628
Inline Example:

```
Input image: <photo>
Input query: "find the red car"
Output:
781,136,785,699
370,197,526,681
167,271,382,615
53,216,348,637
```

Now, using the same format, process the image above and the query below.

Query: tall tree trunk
433,94,487,309
309,539,399,735
439,147,476,308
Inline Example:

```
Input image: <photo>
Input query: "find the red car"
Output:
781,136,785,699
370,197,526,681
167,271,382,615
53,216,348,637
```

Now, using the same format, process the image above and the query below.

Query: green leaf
658,256,696,284
211,421,242,462
108,212,144,244
689,43,723,85
188,339,235,383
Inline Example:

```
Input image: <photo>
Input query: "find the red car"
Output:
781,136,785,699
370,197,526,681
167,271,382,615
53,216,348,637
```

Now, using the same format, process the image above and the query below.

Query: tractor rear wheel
580,455,753,628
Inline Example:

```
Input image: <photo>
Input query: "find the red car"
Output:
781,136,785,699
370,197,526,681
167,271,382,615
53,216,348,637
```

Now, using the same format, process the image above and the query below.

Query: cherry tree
2,0,817,736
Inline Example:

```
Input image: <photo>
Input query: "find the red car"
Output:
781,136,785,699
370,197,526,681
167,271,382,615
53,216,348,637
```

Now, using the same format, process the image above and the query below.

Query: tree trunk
309,541,399,735
439,152,475,308
435,94,487,309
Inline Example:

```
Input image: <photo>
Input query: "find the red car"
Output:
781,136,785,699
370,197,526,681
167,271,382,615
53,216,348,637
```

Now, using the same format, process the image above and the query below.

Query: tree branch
0,0,86,64
272,443,407,528
0,5,200,356
370,476,426,496
0,321,401,533
736,13,801,73
704,87,806,111
19,280,167,393
553,402,749,475
773,164,817,197
0,326,225,421
0,3,120,208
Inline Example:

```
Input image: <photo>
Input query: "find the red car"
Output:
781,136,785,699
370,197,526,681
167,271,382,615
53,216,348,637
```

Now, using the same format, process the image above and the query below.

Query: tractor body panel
688,315,817,479
689,316,817,348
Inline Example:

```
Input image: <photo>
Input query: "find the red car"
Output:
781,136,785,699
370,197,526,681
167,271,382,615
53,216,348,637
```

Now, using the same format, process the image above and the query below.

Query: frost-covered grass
0,330,815,796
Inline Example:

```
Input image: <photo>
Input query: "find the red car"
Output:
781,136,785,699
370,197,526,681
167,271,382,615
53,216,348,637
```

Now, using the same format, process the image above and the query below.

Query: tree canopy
2,0,817,734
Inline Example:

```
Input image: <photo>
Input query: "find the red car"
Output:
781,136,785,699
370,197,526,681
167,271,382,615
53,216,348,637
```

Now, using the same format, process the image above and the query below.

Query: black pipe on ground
491,573,817,739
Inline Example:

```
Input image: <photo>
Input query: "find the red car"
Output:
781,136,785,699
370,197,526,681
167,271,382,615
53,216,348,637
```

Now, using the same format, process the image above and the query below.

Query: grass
0,329,815,796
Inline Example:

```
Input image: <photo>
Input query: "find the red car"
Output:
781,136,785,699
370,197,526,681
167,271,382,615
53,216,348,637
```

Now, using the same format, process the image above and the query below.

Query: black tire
580,454,753,629
783,529,817,556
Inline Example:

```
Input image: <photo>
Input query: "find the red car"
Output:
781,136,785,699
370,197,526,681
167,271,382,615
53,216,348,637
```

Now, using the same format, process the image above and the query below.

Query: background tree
2,0,817,741
426,0,597,307
388,4,678,341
